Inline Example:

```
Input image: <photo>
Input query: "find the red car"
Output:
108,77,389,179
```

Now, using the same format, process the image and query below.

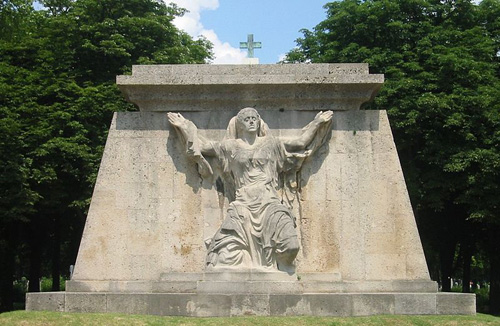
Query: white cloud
167,0,246,64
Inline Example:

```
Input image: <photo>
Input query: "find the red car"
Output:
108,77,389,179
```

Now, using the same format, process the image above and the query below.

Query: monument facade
26,64,475,316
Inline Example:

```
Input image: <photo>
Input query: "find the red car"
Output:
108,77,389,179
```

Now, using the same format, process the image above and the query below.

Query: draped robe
206,136,298,269
170,113,332,271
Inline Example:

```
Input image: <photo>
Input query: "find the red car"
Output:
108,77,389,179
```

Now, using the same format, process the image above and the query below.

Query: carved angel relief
168,108,332,273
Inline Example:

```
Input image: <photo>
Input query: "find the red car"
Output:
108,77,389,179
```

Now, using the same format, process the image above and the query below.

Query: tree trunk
438,204,467,292
0,222,15,312
28,221,43,292
439,235,457,292
462,237,472,293
489,224,500,315
51,215,61,291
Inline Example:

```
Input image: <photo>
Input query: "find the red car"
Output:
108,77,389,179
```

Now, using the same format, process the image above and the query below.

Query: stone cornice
117,64,384,112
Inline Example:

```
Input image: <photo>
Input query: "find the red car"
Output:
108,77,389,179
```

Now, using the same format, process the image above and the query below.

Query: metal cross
239,34,262,58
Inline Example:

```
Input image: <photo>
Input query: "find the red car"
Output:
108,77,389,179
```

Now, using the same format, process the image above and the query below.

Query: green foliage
476,287,491,313
12,276,65,306
0,0,212,311
40,277,66,292
285,0,500,312
286,0,500,222
0,0,35,41
12,278,28,304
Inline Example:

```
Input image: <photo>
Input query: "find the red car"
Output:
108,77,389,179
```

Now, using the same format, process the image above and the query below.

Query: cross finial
239,34,262,58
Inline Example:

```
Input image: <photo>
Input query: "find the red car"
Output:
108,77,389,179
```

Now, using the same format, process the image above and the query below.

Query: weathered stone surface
352,294,395,316
394,293,437,315
25,292,65,312
71,108,430,283
436,293,476,315
65,273,436,295
106,293,151,315
65,293,107,313
231,294,270,316
147,293,195,316
152,281,198,293
116,64,384,112
308,294,354,317
26,292,476,316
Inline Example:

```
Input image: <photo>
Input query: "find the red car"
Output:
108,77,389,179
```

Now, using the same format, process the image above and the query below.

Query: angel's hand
314,110,333,123
167,112,188,128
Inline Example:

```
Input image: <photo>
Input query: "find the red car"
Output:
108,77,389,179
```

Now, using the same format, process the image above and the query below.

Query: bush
40,277,66,292
12,277,28,304
475,286,489,313
12,276,67,308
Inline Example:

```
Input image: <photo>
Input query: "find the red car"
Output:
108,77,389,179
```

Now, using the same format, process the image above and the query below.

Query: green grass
0,311,499,326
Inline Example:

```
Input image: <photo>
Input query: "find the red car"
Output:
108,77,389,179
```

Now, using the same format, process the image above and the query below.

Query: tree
0,0,212,311
0,0,39,311
285,0,500,313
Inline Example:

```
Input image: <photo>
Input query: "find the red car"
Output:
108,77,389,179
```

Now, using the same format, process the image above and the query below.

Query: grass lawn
0,311,499,326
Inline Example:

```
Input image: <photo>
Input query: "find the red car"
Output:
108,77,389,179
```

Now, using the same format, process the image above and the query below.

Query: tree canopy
0,0,212,311
285,0,500,314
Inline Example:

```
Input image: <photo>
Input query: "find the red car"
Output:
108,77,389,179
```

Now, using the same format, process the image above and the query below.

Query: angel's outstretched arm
167,112,216,177
283,111,333,152
167,112,216,156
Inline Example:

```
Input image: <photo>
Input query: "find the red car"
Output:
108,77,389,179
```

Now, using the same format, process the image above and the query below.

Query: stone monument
26,64,475,316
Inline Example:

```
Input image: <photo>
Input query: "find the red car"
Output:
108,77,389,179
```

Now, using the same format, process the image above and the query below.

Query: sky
168,0,330,64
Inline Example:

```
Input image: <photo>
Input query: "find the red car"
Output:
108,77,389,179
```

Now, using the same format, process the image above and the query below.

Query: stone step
26,292,476,316
66,278,437,294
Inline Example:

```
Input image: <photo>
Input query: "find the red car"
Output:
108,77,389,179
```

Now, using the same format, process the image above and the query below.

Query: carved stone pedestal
28,271,475,316
27,291,475,317
26,64,475,316
28,270,474,316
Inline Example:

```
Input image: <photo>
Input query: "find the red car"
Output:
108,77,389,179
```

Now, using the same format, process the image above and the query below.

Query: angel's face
237,108,260,134
240,113,259,132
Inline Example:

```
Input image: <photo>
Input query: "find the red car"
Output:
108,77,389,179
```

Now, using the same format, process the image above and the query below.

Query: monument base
26,271,475,316
26,291,475,316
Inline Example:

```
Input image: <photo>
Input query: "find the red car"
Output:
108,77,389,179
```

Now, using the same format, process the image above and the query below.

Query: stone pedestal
26,64,475,316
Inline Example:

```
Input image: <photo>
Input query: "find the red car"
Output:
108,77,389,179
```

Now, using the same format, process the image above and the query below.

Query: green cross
239,34,262,58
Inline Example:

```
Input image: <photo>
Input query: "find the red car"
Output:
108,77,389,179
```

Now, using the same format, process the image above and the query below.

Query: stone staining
168,108,333,273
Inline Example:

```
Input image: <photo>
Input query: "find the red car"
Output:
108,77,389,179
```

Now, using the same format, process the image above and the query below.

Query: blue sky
169,0,330,64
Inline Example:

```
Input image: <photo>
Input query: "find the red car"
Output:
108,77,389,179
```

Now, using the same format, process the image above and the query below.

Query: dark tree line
285,0,500,314
0,0,212,311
